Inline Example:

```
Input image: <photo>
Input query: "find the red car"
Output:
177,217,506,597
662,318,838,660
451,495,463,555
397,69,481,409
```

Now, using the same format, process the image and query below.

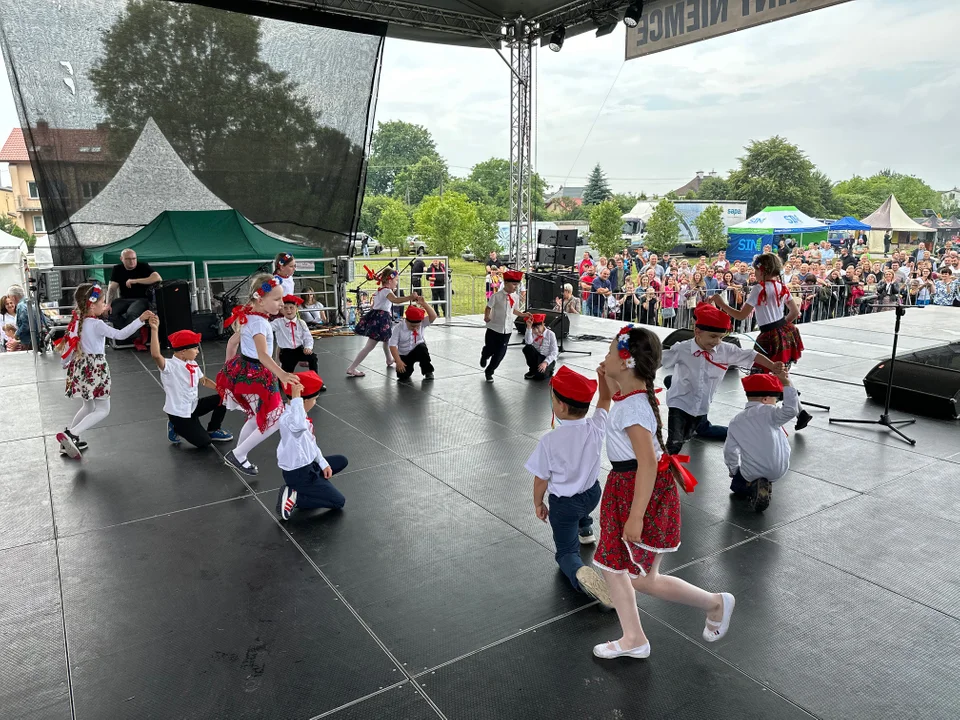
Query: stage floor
2,308,959,719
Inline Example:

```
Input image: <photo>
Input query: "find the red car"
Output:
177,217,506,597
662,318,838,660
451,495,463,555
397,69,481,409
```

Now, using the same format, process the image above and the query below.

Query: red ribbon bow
757,279,790,305
507,293,515,308
288,321,297,345
658,453,698,493
223,305,251,328
694,349,728,371
58,311,80,360
412,329,419,344
186,362,199,387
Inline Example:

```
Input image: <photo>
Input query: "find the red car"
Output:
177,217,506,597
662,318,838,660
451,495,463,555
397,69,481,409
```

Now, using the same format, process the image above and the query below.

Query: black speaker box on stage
661,328,742,350
527,271,580,310
514,309,570,339
193,312,221,342
863,343,960,419
155,280,193,348
556,229,578,247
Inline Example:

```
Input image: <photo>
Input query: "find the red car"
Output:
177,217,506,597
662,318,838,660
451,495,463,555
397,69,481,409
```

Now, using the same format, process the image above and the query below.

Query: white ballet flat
702,592,735,643
592,639,651,660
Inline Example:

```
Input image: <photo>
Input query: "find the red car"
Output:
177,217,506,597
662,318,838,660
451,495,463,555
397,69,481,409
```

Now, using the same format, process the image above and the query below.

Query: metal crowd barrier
200,257,336,313
341,255,452,320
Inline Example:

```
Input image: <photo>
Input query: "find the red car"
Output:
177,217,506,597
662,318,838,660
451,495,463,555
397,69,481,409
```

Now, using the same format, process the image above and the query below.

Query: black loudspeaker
514,309,570,339
557,229,578,248
192,312,221,342
536,246,574,267
527,271,580,310
537,228,557,245
661,328,742,350
863,343,960,419
156,280,194,348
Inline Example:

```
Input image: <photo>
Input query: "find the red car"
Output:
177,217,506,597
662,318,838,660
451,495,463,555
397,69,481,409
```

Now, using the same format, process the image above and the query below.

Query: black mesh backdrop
0,0,385,267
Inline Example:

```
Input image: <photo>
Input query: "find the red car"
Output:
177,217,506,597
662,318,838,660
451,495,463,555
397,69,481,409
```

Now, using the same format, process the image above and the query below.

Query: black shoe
524,371,535,380
224,450,259,476
66,429,88,453
750,478,772,512
397,376,413,384
795,409,813,431
423,372,434,380
485,374,494,383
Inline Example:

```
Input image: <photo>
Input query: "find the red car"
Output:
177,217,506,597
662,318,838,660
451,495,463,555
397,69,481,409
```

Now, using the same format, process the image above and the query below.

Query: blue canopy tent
829,216,871,232
726,206,829,262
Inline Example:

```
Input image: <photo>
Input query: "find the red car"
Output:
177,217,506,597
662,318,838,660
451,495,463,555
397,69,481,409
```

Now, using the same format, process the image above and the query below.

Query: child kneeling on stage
277,371,349,521
149,319,233,447
272,295,325,388
390,296,437,383
522,313,557,381
524,365,613,608
724,369,798,513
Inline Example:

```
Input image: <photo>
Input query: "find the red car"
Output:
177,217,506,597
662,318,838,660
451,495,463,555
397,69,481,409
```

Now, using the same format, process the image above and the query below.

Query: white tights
346,337,392,373
69,398,112,436
233,415,279,463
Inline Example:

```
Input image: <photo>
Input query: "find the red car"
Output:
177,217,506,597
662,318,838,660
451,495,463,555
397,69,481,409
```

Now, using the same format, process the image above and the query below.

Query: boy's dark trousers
168,394,227,448
522,343,555,380
666,406,704,455
279,455,349,510
279,346,319,374
397,343,434,380
480,329,511,375
548,481,601,592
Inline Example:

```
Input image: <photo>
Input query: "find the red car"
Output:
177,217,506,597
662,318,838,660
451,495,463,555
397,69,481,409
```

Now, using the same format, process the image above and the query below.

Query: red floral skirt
216,355,283,432
593,465,681,578
754,323,803,366
64,352,110,400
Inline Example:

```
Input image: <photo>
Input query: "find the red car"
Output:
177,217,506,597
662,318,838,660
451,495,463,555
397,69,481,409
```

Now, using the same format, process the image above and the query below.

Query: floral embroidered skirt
593,465,681,578
754,323,804,366
216,355,283,432
354,308,393,342
64,352,111,400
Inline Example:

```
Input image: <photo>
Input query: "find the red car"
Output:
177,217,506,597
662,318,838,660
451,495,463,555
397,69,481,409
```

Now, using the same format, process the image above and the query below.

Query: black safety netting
0,0,385,268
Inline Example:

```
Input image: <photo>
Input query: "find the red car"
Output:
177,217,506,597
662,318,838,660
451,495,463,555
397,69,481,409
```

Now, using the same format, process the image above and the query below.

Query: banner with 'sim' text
626,0,853,60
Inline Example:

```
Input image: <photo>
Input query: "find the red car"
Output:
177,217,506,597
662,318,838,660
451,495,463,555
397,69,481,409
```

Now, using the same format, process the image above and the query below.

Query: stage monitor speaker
537,229,558,245
156,280,193,348
661,328,742,350
556,229,578,248
514,308,570,339
526,271,580,310
863,343,960,419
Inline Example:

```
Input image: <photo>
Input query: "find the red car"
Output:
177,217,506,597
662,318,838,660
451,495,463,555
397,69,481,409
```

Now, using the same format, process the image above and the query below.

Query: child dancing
272,294,324,385
725,369,798,512
346,268,418,378
276,371,349,520
217,275,301,475
148,318,233,448
522,313,558,381
480,269,526,383
592,325,734,660
56,282,154,458
525,365,612,607
389,296,438,383
711,253,812,430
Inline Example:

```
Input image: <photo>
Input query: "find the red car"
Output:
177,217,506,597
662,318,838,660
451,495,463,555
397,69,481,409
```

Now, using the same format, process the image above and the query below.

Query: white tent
861,195,934,253
32,235,53,269
0,227,27,291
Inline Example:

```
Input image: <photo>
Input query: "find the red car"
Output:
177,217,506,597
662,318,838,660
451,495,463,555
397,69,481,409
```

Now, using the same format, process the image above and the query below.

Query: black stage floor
2,308,959,719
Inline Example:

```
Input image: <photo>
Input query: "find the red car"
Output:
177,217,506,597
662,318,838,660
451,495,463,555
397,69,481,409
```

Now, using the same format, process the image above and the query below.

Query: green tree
589,201,626,259
0,216,37,250
413,191,477,257
366,120,440,196
834,171,941,219
611,192,638,213
358,194,391,236
728,136,824,216
393,156,448,205
692,204,727,256
583,164,613,206
445,178,492,205
468,203,500,259
644,199,681,256
377,197,410,250
695,175,735,201
467,157,548,218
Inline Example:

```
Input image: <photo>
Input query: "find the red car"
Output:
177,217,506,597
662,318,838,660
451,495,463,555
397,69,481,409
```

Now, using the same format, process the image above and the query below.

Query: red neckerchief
757,278,790,305
186,361,199,387
507,291,515,308
533,331,544,346
694,349,729,371
612,387,662,402
412,327,419,344
307,417,314,435
287,320,297,345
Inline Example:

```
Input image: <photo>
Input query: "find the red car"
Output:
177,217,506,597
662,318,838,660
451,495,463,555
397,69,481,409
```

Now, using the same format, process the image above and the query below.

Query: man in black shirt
411,256,425,296
839,247,858,270
107,249,162,326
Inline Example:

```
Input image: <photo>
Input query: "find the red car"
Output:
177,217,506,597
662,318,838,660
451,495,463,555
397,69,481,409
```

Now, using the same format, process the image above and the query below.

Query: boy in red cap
271,295,323,383
662,303,783,456
524,365,613,608
276,371,349,521
522,313,558,381
724,367,797,512
148,317,233,447
480,269,527,382
389,295,438,383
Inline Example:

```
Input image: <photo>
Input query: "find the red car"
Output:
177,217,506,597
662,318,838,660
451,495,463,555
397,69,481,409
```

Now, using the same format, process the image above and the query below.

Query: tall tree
611,193,638,213
393,156,448,206
644,199,681,256
728,136,823,216
692,204,727,256
413,191,477,257
467,157,548,217
377,197,410,250
694,176,735,202
588,201,626,259
358,195,392,236
469,203,500,259
582,164,612,205
366,120,440,196
834,171,942,218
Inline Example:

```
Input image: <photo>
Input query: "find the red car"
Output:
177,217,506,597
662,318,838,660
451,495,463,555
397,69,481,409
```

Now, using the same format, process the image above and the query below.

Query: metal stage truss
507,21,534,267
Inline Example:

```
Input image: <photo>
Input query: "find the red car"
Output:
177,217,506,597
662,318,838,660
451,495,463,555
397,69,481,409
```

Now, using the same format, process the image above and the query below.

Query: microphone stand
214,262,272,332
829,303,916,445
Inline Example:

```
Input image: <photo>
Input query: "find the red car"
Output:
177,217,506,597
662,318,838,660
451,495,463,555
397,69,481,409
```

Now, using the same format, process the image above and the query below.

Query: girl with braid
591,325,735,660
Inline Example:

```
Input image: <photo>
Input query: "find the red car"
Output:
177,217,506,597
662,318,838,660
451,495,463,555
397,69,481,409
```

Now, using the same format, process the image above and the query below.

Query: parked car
461,247,476,262
406,235,427,255
349,233,382,255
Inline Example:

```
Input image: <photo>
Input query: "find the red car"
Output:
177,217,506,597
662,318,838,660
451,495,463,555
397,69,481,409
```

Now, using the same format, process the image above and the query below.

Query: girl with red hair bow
346,267,419,378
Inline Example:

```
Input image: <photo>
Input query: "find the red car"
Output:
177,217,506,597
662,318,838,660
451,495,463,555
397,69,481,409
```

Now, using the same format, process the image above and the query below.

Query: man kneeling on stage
523,313,558,381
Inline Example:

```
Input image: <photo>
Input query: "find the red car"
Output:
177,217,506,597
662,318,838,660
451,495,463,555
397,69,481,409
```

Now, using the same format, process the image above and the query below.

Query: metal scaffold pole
508,21,533,267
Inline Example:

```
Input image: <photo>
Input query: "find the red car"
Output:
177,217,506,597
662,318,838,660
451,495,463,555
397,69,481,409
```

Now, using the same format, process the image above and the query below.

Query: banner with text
626,0,852,60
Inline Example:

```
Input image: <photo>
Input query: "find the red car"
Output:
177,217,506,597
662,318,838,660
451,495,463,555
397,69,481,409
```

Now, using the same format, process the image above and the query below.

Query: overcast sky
3,0,958,194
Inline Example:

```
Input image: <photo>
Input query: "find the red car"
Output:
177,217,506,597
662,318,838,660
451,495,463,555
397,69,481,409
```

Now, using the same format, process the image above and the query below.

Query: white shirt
372,287,394,312
279,274,295,298
746,281,789,327
390,318,431,356
606,393,663,462
524,327,558,365
239,315,273,358
525,409,606,497
486,289,519,334
271,317,314,351
301,303,324,324
724,386,799,482
662,339,757,417
80,317,144,355
160,355,201,418
277,398,329,472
